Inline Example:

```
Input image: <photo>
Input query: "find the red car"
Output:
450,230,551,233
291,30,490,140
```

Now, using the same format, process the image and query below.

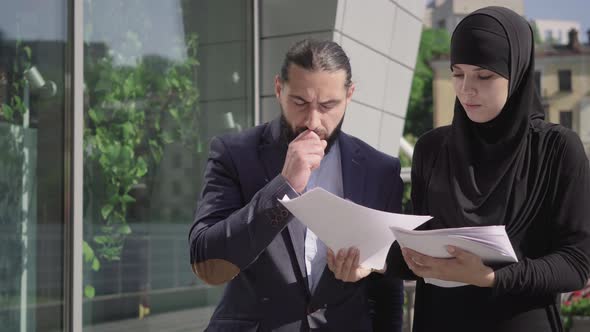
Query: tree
400,28,450,211
403,28,451,140
530,21,542,45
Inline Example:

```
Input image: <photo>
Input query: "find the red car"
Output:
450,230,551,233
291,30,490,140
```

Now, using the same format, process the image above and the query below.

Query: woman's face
452,64,509,123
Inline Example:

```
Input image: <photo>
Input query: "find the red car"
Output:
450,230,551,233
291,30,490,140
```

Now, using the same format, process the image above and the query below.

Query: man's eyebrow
288,95,309,102
319,99,339,104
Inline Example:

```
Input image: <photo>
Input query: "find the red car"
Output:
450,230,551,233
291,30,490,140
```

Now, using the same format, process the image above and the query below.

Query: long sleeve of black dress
492,130,590,297
384,128,442,281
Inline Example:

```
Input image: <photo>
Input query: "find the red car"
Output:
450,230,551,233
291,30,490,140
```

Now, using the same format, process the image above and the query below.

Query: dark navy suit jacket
189,118,404,331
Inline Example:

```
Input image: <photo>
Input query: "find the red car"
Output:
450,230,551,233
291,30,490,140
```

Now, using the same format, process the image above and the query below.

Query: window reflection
0,1,67,331
82,0,252,328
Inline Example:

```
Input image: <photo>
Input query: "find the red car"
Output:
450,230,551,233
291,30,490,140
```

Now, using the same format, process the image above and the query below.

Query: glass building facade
1,0,253,330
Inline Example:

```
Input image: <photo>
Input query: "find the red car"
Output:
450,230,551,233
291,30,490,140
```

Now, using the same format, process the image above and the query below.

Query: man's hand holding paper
279,188,431,281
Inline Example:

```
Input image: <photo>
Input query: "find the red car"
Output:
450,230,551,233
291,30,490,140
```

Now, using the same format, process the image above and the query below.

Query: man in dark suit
189,39,404,331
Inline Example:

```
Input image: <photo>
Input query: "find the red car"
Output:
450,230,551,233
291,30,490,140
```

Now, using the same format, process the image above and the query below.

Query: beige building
431,29,590,157
424,0,524,32
533,19,582,45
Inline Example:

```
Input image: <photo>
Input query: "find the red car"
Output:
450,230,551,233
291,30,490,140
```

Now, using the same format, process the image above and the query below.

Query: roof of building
432,29,590,62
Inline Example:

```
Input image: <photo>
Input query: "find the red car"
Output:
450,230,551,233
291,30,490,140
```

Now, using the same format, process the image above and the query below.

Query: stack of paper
279,187,432,270
390,225,518,287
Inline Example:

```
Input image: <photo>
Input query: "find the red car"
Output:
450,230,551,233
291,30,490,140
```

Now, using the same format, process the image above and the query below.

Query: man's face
275,64,354,143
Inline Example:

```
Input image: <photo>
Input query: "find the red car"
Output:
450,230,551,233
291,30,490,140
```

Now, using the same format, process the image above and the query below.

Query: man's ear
346,83,355,103
274,75,282,99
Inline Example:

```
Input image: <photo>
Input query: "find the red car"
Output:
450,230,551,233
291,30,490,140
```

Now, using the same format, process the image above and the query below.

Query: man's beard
279,113,344,155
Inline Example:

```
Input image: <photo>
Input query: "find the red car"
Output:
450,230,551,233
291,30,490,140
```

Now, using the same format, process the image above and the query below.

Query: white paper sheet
279,187,431,270
390,225,518,287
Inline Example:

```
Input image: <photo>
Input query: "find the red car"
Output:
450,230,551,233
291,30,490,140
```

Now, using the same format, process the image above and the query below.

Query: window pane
82,0,253,329
0,1,68,331
558,70,572,92
534,71,541,96
560,111,573,130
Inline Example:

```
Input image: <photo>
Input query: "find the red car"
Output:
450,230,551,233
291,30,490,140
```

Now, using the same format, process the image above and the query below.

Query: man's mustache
293,127,328,139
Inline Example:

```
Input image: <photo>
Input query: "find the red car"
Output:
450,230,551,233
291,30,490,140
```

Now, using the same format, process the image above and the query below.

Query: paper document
279,187,431,270
390,225,518,288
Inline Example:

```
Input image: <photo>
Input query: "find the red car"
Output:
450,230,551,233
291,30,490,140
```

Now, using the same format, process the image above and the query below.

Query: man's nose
305,108,321,131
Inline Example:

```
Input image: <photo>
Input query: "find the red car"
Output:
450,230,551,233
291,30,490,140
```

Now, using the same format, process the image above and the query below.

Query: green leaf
88,109,104,123
23,46,32,60
170,77,179,88
149,141,163,161
161,131,173,144
101,204,114,220
121,122,134,137
93,235,110,245
91,258,100,271
2,103,14,120
84,285,96,298
169,108,179,120
123,76,132,93
136,158,148,177
83,241,94,263
117,225,132,235
121,145,134,162
120,194,135,204
12,95,23,110
108,194,120,205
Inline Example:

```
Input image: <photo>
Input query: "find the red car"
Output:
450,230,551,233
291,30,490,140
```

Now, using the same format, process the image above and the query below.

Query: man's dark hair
279,39,352,88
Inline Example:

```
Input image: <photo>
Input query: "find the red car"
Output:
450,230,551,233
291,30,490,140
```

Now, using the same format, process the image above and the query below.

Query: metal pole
72,0,84,329
253,0,260,125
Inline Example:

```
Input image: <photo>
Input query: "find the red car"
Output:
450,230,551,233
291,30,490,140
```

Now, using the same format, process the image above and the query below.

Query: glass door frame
63,0,84,330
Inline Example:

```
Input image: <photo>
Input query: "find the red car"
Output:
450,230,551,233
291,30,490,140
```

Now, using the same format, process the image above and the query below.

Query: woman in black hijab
395,6,590,332
328,6,590,332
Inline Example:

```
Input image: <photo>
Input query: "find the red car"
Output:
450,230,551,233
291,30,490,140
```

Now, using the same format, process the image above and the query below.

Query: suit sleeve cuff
268,174,300,200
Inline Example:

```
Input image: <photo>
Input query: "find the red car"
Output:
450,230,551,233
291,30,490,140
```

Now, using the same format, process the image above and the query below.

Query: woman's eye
479,75,493,80
452,74,464,78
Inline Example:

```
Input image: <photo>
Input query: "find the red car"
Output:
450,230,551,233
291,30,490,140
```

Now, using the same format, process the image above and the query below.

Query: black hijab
440,7,547,230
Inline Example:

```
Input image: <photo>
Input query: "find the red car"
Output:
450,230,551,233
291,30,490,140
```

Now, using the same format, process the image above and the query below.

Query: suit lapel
339,133,366,205
258,119,308,289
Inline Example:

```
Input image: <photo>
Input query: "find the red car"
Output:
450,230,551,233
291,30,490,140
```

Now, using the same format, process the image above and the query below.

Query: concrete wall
580,97,590,157
260,0,425,157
